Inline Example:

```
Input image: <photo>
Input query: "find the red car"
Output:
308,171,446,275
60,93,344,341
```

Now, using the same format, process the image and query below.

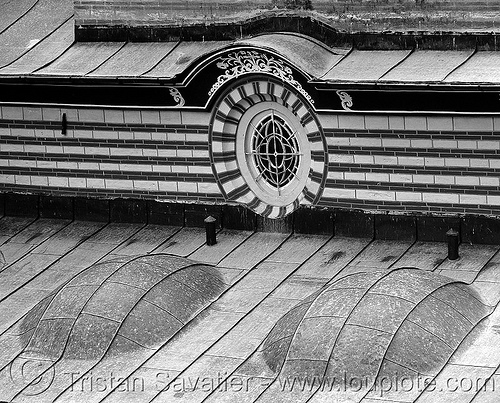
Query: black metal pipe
61,113,67,136
205,216,217,246
446,229,459,260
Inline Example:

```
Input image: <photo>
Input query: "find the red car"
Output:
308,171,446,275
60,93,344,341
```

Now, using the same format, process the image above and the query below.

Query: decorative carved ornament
167,87,185,107
336,90,353,111
208,50,314,105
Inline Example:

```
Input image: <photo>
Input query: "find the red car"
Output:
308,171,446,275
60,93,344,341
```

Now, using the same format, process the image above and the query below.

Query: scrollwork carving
209,50,314,105
168,87,185,107
336,90,353,111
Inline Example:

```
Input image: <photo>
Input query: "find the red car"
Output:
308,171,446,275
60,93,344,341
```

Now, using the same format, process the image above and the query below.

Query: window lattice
247,112,301,191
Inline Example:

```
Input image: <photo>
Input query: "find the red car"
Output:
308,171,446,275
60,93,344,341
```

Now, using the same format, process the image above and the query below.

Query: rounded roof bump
18,254,226,361
257,268,491,395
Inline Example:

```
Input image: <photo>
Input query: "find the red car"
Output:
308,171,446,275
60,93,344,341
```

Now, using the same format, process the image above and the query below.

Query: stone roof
73,0,500,33
2,0,500,85
0,217,499,402
2,27,500,86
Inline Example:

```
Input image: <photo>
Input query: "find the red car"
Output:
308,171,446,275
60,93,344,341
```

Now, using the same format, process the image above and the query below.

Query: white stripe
0,174,210,195
328,153,500,169
2,158,208,174
326,136,500,151
322,186,500,206
327,171,498,187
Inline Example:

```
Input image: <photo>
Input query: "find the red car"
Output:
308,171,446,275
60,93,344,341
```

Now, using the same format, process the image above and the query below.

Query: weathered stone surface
348,293,415,333
0,217,35,236
154,227,207,257
69,260,126,286
385,320,453,376
371,359,423,402
65,313,120,360
33,221,104,255
476,256,500,282
288,316,343,361
189,230,252,265
0,333,31,369
395,241,447,271
327,324,392,381
11,254,227,371
90,223,144,245
41,284,98,320
112,225,179,256
263,303,310,348
0,242,34,269
256,267,492,402
236,343,287,378
271,277,329,301
25,318,73,360
408,295,472,349
295,237,370,280
328,271,386,290
131,254,190,270
260,335,292,375
172,265,226,295
108,260,170,290
83,282,144,321
369,268,453,303
0,253,60,299
11,294,53,335
431,284,491,323
118,300,182,349
10,218,69,245
281,358,328,379
307,288,365,318
267,235,329,264
349,240,411,269
219,232,288,270
143,279,207,323
1,219,499,403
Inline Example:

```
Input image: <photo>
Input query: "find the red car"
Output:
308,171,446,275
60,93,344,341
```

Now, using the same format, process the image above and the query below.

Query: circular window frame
236,102,312,207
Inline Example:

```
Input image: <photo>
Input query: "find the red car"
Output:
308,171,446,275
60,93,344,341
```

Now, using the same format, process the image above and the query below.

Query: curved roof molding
75,1,500,32
235,32,350,79
3,30,500,88
0,33,343,82
179,33,350,91
74,8,500,47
